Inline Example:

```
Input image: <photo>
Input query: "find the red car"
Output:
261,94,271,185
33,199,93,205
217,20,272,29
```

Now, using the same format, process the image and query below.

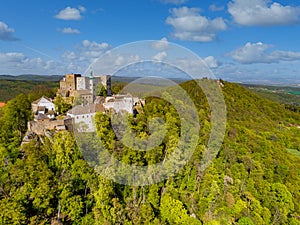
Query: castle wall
28,119,66,135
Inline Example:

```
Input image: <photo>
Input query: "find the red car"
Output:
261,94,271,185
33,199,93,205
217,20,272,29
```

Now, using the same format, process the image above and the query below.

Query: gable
38,97,52,104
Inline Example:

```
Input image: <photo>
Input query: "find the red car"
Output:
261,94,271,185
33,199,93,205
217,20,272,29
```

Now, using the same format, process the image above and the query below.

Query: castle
57,72,112,99
25,72,144,137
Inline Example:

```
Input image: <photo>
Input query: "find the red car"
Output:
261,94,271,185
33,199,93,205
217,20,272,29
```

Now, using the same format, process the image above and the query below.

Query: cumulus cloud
209,4,225,12
151,37,170,51
114,54,140,67
78,6,86,13
0,51,68,75
83,52,141,76
82,40,109,49
153,51,167,61
166,7,227,42
229,42,300,64
0,52,26,63
55,6,86,20
228,0,300,26
0,21,18,41
59,27,81,34
0,39,113,75
160,0,188,5
62,40,111,64
203,56,220,68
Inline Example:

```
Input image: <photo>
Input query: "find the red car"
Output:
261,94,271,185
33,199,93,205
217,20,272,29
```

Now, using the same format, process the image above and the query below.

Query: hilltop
0,79,300,224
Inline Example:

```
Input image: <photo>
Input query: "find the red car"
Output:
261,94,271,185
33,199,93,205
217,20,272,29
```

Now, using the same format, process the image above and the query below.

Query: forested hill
0,80,300,224
0,75,61,102
0,74,63,81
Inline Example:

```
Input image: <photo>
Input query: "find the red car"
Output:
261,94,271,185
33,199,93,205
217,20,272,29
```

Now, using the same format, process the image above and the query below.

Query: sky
1,0,300,84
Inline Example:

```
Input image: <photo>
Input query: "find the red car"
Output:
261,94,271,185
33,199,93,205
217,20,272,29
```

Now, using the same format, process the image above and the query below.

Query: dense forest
0,79,300,224
0,74,61,102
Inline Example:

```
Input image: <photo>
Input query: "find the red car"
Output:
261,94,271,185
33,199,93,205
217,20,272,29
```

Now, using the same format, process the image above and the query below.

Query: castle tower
58,73,81,97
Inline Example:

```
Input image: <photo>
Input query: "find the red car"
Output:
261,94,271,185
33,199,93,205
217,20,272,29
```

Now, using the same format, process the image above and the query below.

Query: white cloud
160,0,188,5
85,52,141,76
55,6,85,20
0,52,26,63
82,40,109,49
166,7,227,42
229,42,300,64
228,0,300,26
214,60,300,84
0,21,18,41
209,4,224,12
59,27,80,34
0,39,113,75
0,51,69,75
78,6,86,12
229,42,271,64
151,37,169,51
62,40,111,64
170,58,214,78
203,56,220,68
114,54,140,67
153,51,167,61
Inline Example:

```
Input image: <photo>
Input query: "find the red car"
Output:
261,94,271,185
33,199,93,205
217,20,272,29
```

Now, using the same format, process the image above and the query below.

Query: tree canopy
0,79,300,224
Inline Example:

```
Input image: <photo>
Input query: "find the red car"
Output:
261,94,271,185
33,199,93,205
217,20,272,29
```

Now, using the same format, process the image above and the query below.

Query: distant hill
0,75,61,102
242,83,300,106
111,75,189,84
0,74,63,82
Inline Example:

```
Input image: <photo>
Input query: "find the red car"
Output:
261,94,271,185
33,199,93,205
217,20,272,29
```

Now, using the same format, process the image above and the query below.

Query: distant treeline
243,83,300,107
0,79,59,102
0,74,63,81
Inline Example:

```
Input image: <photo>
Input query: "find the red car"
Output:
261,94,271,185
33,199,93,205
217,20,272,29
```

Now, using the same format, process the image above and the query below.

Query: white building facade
76,77,90,91
76,74,112,97
32,96,55,112
103,95,140,114
67,104,104,132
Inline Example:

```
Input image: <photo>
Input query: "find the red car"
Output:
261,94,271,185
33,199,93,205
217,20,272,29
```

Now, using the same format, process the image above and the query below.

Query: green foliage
0,94,33,147
110,82,126,95
287,148,300,159
1,79,300,224
238,217,255,225
0,77,58,102
54,94,73,115
160,193,201,224
95,83,107,97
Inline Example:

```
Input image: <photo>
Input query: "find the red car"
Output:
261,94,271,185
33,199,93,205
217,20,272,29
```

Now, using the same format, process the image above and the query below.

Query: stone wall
28,119,66,135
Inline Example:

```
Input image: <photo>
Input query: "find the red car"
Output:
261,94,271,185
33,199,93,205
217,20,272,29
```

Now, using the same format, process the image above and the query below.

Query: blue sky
1,0,300,84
